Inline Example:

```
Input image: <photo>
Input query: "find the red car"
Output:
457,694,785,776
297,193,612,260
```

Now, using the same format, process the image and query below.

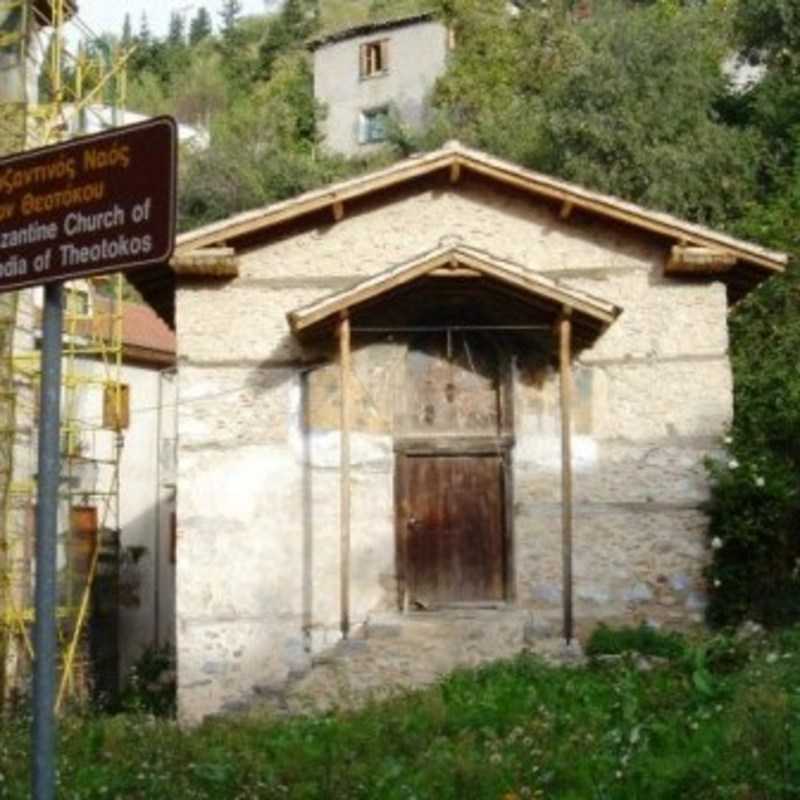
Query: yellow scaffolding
0,0,133,708
0,0,31,155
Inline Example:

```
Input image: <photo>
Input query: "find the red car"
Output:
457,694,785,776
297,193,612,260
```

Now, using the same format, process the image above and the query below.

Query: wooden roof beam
666,245,738,275
171,247,239,278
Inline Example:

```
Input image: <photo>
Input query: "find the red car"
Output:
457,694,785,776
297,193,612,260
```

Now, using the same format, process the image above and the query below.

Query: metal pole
32,282,63,800
559,312,574,645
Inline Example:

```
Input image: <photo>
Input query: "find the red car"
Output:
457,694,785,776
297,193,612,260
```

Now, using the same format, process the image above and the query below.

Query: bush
585,623,686,660
704,447,800,627
118,644,176,717
704,205,800,627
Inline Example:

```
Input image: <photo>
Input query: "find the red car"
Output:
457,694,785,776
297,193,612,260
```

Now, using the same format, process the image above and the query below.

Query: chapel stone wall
176,181,730,721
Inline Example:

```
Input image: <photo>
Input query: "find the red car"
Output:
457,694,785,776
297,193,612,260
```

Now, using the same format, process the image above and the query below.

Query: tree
167,12,186,48
179,52,352,229
122,13,132,47
428,0,762,226
189,7,213,45
259,0,319,77
138,12,151,45
692,0,800,626
219,0,243,37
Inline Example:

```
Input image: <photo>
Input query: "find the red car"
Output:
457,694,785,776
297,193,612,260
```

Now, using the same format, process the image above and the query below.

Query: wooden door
398,453,506,606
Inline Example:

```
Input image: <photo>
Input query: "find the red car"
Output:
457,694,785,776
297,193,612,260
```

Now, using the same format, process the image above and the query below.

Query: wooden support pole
558,311,574,644
338,312,352,639
450,161,461,184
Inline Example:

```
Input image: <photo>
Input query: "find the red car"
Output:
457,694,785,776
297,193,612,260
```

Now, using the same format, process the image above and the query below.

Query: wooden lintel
559,314,574,645
560,200,574,220
338,312,352,640
450,161,462,184
332,199,345,222
667,244,737,275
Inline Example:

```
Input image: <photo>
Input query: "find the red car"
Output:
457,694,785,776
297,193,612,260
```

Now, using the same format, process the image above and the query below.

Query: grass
2,627,800,799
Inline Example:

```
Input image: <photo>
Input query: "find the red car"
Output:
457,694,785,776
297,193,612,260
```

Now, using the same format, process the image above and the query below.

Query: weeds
1,627,800,799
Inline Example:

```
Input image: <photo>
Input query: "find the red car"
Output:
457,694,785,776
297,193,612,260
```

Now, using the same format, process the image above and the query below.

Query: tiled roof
307,12,436,50
122,302,176,356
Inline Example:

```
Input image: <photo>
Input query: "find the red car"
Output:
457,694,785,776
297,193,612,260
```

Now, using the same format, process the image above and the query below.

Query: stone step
251,609,583,717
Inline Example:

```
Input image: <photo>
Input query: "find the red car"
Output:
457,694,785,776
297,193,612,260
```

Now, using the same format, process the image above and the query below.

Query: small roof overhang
288,245,621,343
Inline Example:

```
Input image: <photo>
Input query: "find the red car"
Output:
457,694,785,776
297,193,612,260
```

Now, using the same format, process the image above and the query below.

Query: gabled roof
174,142,788,281
288,244,621,340
307,12,438,51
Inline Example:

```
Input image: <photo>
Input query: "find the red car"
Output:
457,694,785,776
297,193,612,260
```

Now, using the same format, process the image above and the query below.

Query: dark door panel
399,454,505,605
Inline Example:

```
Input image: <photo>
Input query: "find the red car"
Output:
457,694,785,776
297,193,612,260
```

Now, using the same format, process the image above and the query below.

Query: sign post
32,281,62,800
0,116,176,800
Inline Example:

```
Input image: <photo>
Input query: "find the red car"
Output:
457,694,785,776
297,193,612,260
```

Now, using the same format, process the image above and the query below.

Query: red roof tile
122,302,175,355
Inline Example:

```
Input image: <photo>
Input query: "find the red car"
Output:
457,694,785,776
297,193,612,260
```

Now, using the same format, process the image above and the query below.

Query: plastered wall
313,20,448,155
176,181,731,721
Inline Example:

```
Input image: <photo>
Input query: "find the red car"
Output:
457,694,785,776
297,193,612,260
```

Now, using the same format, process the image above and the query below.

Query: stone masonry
176,177,731,723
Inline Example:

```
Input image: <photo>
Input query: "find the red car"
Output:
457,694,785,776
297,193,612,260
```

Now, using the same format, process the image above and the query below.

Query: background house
311,13,449,155
0,282,176,704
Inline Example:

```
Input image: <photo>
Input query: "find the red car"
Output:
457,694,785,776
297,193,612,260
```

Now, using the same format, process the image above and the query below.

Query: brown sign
0,116,177,292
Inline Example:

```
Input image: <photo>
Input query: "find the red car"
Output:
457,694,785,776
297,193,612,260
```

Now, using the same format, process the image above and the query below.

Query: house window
359,39,388,78
359,107,389,144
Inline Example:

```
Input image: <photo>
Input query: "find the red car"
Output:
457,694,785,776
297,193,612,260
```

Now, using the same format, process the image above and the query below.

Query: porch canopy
288,244,621,344
287,244,621,644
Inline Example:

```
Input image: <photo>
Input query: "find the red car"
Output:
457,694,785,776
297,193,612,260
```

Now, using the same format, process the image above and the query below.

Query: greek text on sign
0,116,177,291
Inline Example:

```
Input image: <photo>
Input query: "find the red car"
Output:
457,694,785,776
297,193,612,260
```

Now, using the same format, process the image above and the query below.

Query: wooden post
338,312,352,639
558,312,574,644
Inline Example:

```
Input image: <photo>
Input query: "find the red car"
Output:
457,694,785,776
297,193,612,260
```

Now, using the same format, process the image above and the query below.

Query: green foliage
319,0,429,31
167,12,186,49
704,124,800,627
704,265,800,625
121,13,132,47
428,0,763,226
117,644,176,717
586,623,686,660
735,0,800,67
4,631,800,798
219,0,243,37
188,7,213,46
259,0,319,78
178,52,365,229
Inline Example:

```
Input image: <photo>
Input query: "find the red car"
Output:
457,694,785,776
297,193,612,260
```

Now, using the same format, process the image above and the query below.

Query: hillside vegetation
109,0,800,627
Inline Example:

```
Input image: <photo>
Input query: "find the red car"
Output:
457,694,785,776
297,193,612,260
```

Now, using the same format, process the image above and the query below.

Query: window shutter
380,39,389,72
359,44,368,77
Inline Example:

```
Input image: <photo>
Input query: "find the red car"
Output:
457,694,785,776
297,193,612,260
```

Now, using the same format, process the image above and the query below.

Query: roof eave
175,144,789,278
